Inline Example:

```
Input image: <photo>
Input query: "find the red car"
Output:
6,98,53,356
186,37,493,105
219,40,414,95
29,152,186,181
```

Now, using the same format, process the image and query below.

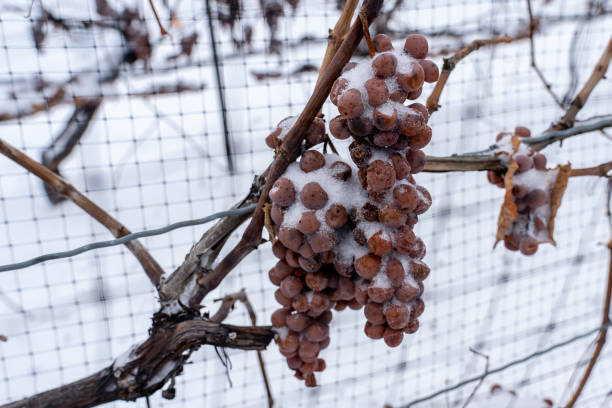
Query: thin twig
359,10,376,58
552,35,612,130
564,180,612,408
189,0,384,307
569,162,612,178
147,0,168,35
0,138,165,287
426,35,512,114
461,348,490,408
526,0,564,108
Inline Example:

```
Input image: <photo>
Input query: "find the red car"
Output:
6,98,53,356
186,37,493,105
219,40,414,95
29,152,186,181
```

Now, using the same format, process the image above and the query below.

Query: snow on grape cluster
266,33,437,386
487,126,558,255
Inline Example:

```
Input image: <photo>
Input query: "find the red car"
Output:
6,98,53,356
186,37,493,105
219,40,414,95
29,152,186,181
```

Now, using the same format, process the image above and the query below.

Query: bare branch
0,138,165,287
426,35,512,114
569,162,612,178
552,35,612,130
461,349,489,408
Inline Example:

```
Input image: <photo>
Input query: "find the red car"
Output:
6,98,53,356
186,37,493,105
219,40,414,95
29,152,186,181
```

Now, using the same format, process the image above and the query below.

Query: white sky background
0,0,611,407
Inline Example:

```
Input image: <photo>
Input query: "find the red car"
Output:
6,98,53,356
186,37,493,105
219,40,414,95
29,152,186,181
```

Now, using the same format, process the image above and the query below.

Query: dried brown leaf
494,136,521,247
547,163,571,246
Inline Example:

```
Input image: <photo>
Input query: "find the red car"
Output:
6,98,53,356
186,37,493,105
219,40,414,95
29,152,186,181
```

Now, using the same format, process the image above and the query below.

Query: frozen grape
280,275,304,298
368,231,393,256
364,322,385,339
298,242,314,259
393,184,419,211
355,254,381,279
317,310,333,325
390,135,410,151
332,277,355,301
414,185,432,214
367,160,396,193
338,88,364,118
364,301,386,324
379,202,407,228
269,178,295,206
397,62,425,91
533,153,547,170
383,327,404,347
408,126,432,149
364,78,389,106
272,241,287,260
286,312,309,332
390,152,411,179
297,211,320,235
515,126,531,137
373,33,393,52
525,189,548,209
306,117,326,145
398,110,425,137
419,59,439,83
275,289,293,306
342,61,358,73
372,53,398,78
406,147,426,173
278,331,299,353
353,227,367,246
278,227,303,252
360,202,379,221
287,356,303,370
403,319,419,334
487,171,505,188
270,204,284,225
300,150,326,173
330,161,352,181
367,282,394,303
354,279,370,305
266,127,282,148
334,258,354,277
358,167,368,189
512,184,528,199
347,116,374,137
408,237,426,260
299,256,321,273
292,294,310,313
395,225,416,254
329,115,352,140
390,89,408,103
349,140,373,167
298,339,319,361
534,216,546,230
305,321,329,342
285,249,301,268
373,107,398,131
385,258,406,286
325,204,348,229
300,182,329,210
373,131,399,147
395,281,419,302
305,270,328,291
310,292,331,314
504,234,520,251
408,103,429,123
520,237,539,255
410,260,430,281
271,308,291,327
330,77,348,105
406,87,423,100
412,298,425,317
514,154,534,173
404,34,428,59
309,230,337,253
385,303,410,330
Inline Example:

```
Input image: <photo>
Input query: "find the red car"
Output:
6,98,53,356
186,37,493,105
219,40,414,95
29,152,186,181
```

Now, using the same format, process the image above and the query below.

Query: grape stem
425,35,512,114
564,180,612,408
359,10,377,58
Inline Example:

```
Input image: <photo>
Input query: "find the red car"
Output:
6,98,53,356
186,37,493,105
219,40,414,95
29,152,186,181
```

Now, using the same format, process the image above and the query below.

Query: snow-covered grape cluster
487,126,556,255
265,33,438,386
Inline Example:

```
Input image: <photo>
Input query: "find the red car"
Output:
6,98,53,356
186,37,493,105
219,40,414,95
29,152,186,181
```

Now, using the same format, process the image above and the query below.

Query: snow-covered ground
0,0,611,407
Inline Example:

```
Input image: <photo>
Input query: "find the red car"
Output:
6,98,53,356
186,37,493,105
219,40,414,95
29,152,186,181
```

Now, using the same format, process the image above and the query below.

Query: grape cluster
487,126,555,255
267,33,437,386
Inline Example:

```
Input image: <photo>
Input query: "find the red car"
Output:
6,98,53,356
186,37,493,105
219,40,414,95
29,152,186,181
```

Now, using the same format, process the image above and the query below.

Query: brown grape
330,77,348,105
407,87,423,100
317,310,333,325
407,149,426,173
278,227,303,252
525,189,548,209
354,280,370,305
280,275,304,298
360,202,379,222
404,34,428,59
298,242,314,259
325,204,348,229
379,202,407,228
347,116,374,137
368,231,393,256
275,289,293,306
298,339,320,361
514,154,534,173
373,33,393,52
270,204,284,225
299,256,321,273
367,282,394,303
373,107,398,131
306,117,326,145
412,298,425,317
330,161,352,181
520,237,539,255
305,270,328,291
393,184,419,211
305,321,329,342
287,356,303,370
383,327,404,347
300,150,326,173
534,216,546,231
390,89,408,103
512,184,528,199
487,171,505,188
272,241,287,260
398,110,425,137
278,331,299,353
286,312,309,332
395,225,417,254
364,78,389,106
353,227,367,246
329,115,352,140
355,254,381,279
395,281,419,302
285,250,300,268
297,212,320,235
364,301,386,324
408,103,429,123
419,59,439,83
271,308,291,327
292,294,310,313
309,230,337,253
310,292,331,314
338,88,364,118
269,178,295,206
414,185,432,214
364,322,385,339
409,126,432,149
266,127,282,148
386,258,406,286
515,126,531,137
300,182,329,210
349,140,372,167
385,303,410,330
397,62,425,91
342,62,357,73
373,131,399,147
390,136,410,151
372,53,398,78
410,260,430,281
390,152,411,179
367,160,396,193
533,153,547,170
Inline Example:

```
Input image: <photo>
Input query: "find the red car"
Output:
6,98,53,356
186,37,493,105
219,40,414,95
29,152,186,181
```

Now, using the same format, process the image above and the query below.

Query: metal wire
0,204,256,273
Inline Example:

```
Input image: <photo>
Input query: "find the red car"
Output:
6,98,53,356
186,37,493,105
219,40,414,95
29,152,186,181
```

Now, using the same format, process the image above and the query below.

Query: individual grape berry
269,178,296,206
525,189,548,209
329,115,352,140
379,202,407,228
395,281,419,302
372,53,398,78
364,322,385,339
342,61,358,73
487,171,505,188
330,77,348,105
299,256,321,273
355,254,381,279
271,308,291,327
300,150,326,173
286,312,309,332
266,127,282,148
305,270,328,292
398,110,425,137
298,243,315,260
287,356,303,370
372,131,399,147
347,116,374,137
390,152,411,179
403,319,419,334
300,182,329,210
364,78,389,106
349,140,372,167
395,225,417,254
385,258,406,286
367,160,396,193
367,281,394,303
514,154,534,173
297,212,320,235
408,103,429,123
364,301,386,325
354,280,370,305
278,227,303,252
372,33,393,52
317,310,333,325
534,216,546,231
353,227,367,246
512,184,528,199
390,89,408,103
332,277,355,301
367,231,393,256
272,260,292,280
390,135,410,151
373,106,398,131
298,339,319,361
404,34,428,59
419,60,439,83
285,250,300,268
306,117,326,145
515,126,531,137
412,298,425,317
503,234,520,251
410,260,430,281
305,321,329,342
272,241,287,260
408,126,432,149
359,202,379,221
397,62,425,91
325,204,348,229
275,288,293,306
310,292,331,315
277,331,299,353
309,230,338,253
329,161,352,181
338,88,364,118
533,153,547,170
393,184,419,211
271,204,284,225
414,185,432,214
406,87,423,100
385,303,410,330
383,327,404,347
280,275,304,298
292,294,310,313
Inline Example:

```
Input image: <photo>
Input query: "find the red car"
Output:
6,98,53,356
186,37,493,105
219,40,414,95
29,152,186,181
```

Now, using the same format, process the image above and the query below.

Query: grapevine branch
189,0,384,307
0,137,165,286
552,35,612,130
564,180,612,408
426,35,513,114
